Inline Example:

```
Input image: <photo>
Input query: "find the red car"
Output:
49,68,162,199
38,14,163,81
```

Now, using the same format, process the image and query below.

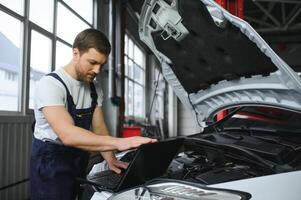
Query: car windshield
220,106,301,133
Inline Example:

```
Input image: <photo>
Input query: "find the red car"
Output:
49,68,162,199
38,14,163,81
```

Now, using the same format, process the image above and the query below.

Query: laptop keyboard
88,170,123,189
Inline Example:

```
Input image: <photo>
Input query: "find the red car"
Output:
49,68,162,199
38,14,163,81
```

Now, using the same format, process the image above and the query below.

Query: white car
88,0,301,199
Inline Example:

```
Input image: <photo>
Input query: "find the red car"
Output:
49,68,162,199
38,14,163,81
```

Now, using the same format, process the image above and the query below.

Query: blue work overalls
30,73,98,200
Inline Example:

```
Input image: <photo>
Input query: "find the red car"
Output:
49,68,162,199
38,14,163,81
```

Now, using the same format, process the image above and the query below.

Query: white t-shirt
33,68,103,142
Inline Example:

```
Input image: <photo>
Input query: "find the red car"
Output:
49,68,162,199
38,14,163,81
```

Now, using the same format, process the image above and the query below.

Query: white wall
177,101,202,136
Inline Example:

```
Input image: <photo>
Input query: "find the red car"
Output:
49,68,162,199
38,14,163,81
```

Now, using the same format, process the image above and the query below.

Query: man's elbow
53,125,75,146
59,133,75,146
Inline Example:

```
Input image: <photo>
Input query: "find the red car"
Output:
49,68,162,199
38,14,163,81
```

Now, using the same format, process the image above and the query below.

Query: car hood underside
139,0,301,125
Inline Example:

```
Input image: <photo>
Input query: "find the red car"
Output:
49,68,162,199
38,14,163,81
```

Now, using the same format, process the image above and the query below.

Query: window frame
0,3,25,115
124,32,146,120
0,0,99,115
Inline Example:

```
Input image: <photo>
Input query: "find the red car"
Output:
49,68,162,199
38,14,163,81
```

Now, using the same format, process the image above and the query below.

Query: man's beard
75,63,86,82
75,63,96,83
86,73,96,82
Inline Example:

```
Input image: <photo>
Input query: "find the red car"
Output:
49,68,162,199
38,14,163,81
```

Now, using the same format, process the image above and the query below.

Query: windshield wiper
221,126,277,133
222,125,301,134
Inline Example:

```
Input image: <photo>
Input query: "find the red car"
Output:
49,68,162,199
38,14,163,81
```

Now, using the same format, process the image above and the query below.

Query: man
30,28,156,200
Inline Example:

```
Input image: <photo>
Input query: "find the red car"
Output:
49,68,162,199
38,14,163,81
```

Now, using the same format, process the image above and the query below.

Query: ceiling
243,0,301,71
244,0,301,44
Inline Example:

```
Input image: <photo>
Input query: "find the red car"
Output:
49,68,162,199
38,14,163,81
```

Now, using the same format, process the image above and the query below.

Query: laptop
84,137,184,192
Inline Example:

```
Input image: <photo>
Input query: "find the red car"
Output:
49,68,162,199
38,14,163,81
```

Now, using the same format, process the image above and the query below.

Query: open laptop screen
118,137,184,191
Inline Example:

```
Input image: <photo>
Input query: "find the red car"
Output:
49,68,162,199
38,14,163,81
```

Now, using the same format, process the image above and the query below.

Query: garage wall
177,102,202,136
168,85,178,138
96,1,119,136
97,73,120,136
0,116,33,200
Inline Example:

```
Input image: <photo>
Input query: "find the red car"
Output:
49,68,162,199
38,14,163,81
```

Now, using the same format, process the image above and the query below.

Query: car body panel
211,170,301,200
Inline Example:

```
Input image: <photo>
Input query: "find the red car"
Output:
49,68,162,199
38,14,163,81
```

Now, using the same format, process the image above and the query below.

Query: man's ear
72,48,80,60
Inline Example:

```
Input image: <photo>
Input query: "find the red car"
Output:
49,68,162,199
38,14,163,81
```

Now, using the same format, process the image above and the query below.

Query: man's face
73,48,108,83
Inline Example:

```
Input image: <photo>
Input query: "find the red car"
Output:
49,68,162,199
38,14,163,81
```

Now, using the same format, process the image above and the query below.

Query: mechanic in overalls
30,28,156,200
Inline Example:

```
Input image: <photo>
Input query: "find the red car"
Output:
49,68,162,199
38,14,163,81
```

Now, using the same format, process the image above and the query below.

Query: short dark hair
73,28,111,55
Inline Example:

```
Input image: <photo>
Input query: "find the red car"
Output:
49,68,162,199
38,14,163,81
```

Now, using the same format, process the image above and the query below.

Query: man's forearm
92,128,117,160
43,106,155,152
57,124,119,151
54,122,156,152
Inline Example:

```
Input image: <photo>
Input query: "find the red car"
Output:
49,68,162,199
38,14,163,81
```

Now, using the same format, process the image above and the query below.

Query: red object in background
215,0,244,19
122,126,141,137
215,0,227,8
216,110,228,121
236,111,284,124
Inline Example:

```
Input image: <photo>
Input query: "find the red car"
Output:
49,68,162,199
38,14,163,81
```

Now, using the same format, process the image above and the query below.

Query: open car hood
139,0,301,126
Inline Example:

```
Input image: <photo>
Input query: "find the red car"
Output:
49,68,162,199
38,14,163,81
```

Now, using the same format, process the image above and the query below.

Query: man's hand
107,158,129,174
116,136,157,151
101,151,128,174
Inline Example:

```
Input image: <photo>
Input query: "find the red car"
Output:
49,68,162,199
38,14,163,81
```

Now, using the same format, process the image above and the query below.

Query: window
0,10,23,111
0,0,24,15
57,2,90,44
29,0,54,32
0,0,97,113
124,34,145,118
62,0,93,24
55,41,72,69
29,31,52,109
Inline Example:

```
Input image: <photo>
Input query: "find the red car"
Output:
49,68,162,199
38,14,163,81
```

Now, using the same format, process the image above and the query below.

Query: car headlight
109,181,251,200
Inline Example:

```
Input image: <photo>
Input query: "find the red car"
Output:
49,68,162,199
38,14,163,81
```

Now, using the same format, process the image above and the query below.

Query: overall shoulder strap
89,82,98,108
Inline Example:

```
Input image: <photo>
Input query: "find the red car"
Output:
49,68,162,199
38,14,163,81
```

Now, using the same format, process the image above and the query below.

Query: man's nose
92,65,101,74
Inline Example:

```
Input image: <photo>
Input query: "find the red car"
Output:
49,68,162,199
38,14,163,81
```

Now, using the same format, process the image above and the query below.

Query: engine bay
162,130,301,185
